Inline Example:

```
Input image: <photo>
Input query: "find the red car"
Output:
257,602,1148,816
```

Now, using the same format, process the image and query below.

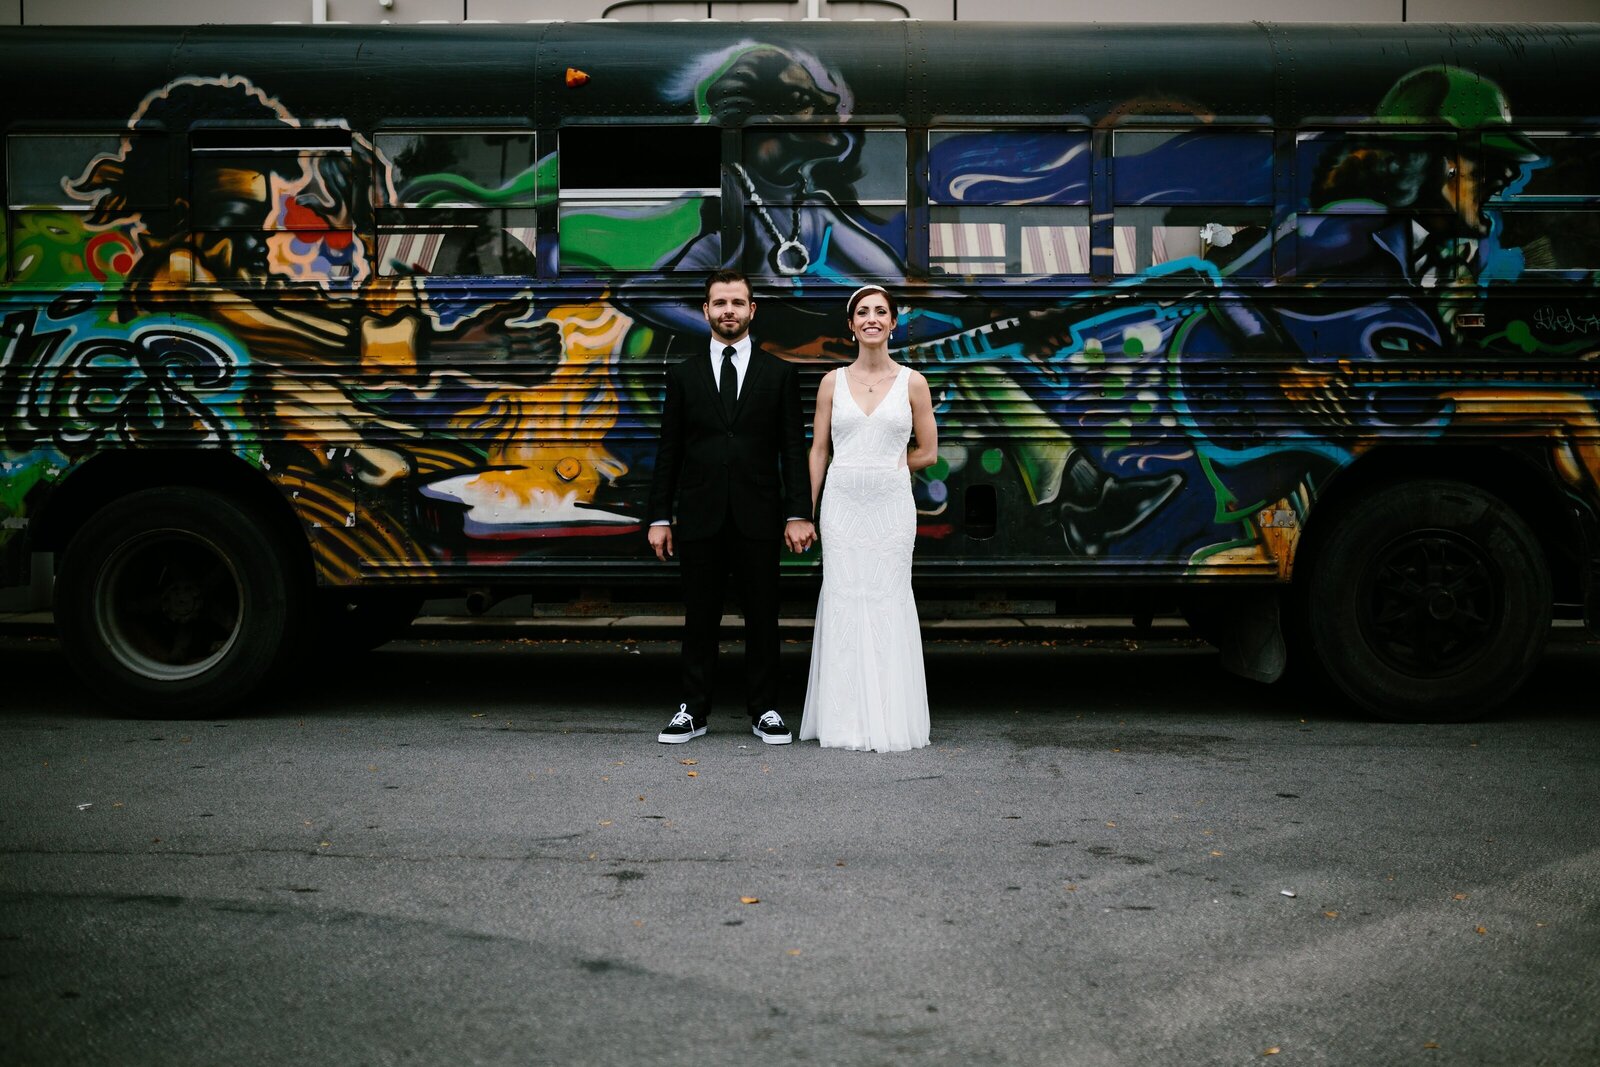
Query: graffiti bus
2,22,1597,719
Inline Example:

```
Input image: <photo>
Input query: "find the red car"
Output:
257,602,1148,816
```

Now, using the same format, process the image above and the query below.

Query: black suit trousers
678,516,780,720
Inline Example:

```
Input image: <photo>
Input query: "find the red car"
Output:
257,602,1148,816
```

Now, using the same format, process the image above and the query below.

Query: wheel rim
92,529,244,682
1358,530,1502,677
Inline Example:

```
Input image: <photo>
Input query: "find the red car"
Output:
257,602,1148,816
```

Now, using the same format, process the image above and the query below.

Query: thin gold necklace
848,366,898,393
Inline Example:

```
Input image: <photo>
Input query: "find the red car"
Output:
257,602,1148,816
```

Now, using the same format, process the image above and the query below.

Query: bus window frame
371,126,543,281
1108,125,1275,281
185,124,361,288
4,128,170,284
924,125,1093,281
733,124,909,281
1488,129,1600,275
555,121,722,276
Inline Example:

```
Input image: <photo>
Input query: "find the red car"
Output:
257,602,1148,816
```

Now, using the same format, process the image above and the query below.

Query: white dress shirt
711,335,753,398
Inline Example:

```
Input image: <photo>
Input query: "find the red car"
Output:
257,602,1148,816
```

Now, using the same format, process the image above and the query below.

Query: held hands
785,519,817,554
648,523,674,561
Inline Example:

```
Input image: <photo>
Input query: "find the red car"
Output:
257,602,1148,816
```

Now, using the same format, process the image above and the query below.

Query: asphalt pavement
3,628,1599,1066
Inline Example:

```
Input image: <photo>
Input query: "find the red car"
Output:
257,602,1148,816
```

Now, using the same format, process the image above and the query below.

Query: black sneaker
657,704,707,744
751,710,793,745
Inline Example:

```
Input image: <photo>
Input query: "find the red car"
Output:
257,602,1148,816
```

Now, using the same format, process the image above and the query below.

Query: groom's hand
648,523,674,561
785,519,816,553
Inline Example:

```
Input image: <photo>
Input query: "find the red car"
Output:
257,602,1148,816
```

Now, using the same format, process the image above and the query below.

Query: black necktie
719,345,738,419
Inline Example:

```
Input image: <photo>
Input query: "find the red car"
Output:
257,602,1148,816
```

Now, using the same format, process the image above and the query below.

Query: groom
647,270,816,745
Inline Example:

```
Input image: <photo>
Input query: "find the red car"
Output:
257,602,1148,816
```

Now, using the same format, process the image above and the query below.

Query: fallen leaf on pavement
598,820,612,827
1475,926,1487,935
686,771,698,777
740,896,760,905
1453,893,1468,901
1324,911,1339,919
680,759,697,765
1264,1048,1281,1056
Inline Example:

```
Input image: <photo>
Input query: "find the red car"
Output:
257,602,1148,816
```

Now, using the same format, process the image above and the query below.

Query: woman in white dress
799,285,939,751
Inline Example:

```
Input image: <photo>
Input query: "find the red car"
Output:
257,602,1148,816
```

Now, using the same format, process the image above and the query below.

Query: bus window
557,125,719,272
1491,134,1600,272
375,131,540,278
927,128,1089,277
6,133,164,284
739,127,905,278
1112,129,1272,278
189,128,364,285
1291,130,1475,284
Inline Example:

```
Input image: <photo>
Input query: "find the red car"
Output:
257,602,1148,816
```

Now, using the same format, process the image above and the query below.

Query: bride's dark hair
846,285,896,320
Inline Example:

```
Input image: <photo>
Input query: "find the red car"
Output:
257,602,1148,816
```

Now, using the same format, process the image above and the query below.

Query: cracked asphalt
2,632,1598,1066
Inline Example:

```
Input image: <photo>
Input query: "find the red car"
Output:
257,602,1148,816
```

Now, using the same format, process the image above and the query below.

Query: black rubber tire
55,487,302,717
1304,479,1550,722
306,589,424,656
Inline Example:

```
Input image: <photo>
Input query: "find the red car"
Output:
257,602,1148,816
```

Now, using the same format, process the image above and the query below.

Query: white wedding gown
800,366,931,751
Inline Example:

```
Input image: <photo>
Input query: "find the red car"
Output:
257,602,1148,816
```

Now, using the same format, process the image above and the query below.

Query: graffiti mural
3,35,1600,601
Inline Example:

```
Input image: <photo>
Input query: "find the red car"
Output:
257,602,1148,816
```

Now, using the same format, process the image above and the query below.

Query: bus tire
1305,480,1549,722
55,487,302,717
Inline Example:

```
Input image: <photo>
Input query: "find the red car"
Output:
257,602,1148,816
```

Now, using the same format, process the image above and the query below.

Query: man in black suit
648,270,816,744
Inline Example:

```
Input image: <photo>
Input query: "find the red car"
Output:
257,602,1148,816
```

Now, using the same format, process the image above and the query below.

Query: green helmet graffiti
1375,65,1539,161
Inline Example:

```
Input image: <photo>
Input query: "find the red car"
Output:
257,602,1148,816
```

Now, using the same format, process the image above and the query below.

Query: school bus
2,22,1597,719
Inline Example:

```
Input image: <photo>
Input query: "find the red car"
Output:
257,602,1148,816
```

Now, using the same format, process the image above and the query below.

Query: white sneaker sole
753,726,793,745
658,725,707,744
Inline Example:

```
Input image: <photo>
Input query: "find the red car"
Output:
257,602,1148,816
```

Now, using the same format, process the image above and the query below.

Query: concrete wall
7,0,1597,24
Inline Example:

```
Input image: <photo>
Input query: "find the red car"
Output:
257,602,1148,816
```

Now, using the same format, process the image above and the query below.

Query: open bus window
928,129,1088,277
6,133,165,283
375,131,540,278
189,128,364,285
738,127,905,277
557,125,719,273
1491,134,1600,272
1112,129,1272,278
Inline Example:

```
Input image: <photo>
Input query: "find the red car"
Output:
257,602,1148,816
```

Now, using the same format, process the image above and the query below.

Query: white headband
847,285,891,312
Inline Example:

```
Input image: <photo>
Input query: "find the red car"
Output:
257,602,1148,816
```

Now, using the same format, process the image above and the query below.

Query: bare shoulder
817,368,839,394
907,369,932,395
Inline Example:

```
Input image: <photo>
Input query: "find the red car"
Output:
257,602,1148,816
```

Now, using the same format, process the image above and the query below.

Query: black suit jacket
648,344,810,541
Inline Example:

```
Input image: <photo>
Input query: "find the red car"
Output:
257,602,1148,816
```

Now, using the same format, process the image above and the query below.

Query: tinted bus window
737,127,905,278
190,129,364,285
927,128,1090,277
558,125,719,273
1112,129,1272,278
6,133,164,284
376,131,540,278
1292,130,1476,284
1494,134,1600,272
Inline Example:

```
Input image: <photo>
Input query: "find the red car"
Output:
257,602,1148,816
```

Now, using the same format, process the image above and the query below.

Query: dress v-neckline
841,366,902,419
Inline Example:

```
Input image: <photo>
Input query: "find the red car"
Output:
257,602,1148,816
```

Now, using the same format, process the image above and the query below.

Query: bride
799,285,938,752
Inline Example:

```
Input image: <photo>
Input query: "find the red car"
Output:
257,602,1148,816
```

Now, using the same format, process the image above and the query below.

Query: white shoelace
670,710,695,727
757,711,784,729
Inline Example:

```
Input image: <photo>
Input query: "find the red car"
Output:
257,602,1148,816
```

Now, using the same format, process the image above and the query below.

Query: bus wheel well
1296,445,1581,604
33,451,312,583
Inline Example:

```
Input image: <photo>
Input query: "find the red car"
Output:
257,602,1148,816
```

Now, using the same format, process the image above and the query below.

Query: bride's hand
785,519,816,553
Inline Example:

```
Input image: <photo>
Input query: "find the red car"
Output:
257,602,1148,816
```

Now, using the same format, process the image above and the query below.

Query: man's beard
710,317,748,342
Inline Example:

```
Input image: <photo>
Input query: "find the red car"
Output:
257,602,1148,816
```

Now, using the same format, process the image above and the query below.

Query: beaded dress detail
800,367,930,751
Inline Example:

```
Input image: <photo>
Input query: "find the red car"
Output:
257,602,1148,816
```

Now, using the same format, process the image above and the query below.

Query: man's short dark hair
704,269,751,302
